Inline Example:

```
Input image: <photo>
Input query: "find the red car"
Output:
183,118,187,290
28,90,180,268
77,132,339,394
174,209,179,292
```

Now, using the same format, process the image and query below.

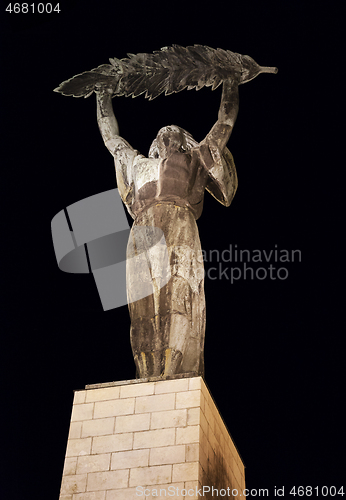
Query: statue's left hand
231,68,242,85
95,82,117,95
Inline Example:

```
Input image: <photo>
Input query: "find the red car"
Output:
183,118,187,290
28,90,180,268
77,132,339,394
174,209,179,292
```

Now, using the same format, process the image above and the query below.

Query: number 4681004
6,3,61,13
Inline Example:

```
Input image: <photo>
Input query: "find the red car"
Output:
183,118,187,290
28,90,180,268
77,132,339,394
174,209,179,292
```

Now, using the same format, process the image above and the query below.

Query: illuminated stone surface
59,376,245,500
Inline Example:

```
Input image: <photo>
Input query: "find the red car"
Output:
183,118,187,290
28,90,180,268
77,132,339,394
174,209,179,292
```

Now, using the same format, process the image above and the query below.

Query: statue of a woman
96,76,239,379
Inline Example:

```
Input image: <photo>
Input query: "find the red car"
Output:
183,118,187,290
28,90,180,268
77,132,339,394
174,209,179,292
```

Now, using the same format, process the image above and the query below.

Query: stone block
199,410,208,436
203,401,215,435
208,427,218,453
85,386,120,403
189,377,210,398
149,445,185,465
214,420,222,445
198,379,209,399
207,398,219,426
60,474,87,495
133,428,175,449
94,398,134,419
175,390,201,409
76,454,111,474
199,445,208,474
233,445,244,476
185,481,203,500
186,443,199,462
81,418,115,438
73,493,106,500
115,413,150,433
176,425,200,445
135,393,175,413
226,468,237,494
69,422,82,439
66,438,92,457
154,378,189,394
62,457,77,476
232,456,243,489
218,417,229,443
92,433,133,454
106,488,139,500
199,428,208,457
73,391,86,405
87,470,129,491
143,483,185,499
188,377,202,391
150,409,187,429
71,403,94,422
207,441,215,466
219,432,226,453
172,462,199,482
119,382,155,399
129,465,172,487
199,392,205,413
187,407,200,426
111,449,149,470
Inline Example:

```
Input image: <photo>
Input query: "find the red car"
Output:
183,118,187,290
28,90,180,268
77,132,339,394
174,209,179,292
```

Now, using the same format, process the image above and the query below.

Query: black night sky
1,1,344,499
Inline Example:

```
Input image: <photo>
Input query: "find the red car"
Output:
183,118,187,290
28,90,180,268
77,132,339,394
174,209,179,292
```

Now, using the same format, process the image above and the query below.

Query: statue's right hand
231,67,242,84
94,82,116,95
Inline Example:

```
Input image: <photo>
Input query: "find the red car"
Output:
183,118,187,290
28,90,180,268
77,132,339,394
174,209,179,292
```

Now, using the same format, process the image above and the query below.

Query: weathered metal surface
54,46,277,378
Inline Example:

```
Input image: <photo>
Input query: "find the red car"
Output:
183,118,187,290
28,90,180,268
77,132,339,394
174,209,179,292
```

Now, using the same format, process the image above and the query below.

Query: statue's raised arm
201,77,240,152
96,87,120,154
95,87,140,215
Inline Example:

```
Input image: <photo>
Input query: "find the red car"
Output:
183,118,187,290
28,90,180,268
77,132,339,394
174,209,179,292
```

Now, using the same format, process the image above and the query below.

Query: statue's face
156,126,185,159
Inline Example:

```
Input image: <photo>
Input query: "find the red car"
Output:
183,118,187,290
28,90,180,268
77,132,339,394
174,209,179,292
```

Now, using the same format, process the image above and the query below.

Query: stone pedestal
59,375,245,500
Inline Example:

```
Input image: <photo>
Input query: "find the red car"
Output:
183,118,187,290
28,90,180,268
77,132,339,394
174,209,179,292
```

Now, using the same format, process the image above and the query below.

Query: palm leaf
54,45,277,99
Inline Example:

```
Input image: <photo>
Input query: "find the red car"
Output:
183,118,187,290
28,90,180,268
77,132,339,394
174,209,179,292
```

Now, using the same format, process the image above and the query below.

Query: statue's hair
148,126,198,158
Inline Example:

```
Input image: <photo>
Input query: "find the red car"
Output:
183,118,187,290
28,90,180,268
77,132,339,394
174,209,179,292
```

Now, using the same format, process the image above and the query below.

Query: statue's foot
162,348,183,377
134,350,163,379
134,348,183,378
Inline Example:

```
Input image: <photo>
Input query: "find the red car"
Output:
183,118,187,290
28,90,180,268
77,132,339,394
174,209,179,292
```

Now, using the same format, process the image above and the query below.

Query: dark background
1,1,344,498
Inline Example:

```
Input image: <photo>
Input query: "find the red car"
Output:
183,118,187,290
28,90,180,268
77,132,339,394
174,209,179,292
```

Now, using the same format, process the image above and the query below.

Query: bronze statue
54,45,277,379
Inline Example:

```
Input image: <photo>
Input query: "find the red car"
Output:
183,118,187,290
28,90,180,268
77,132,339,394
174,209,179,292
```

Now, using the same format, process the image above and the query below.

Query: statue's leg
127,223,168,378
154,206,206,377
179,278,206,377
129,293,165,378
127,204,205,378
159,276,190,376
160,274,206,377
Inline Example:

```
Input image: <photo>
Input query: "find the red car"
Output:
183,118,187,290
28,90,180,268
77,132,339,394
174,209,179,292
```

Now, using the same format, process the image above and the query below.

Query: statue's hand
223,69,241,90
232,68,242,85
94,82,116,95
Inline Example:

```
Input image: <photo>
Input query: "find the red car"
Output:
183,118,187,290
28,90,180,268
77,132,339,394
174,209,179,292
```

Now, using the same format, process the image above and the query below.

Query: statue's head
149,125,198,159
